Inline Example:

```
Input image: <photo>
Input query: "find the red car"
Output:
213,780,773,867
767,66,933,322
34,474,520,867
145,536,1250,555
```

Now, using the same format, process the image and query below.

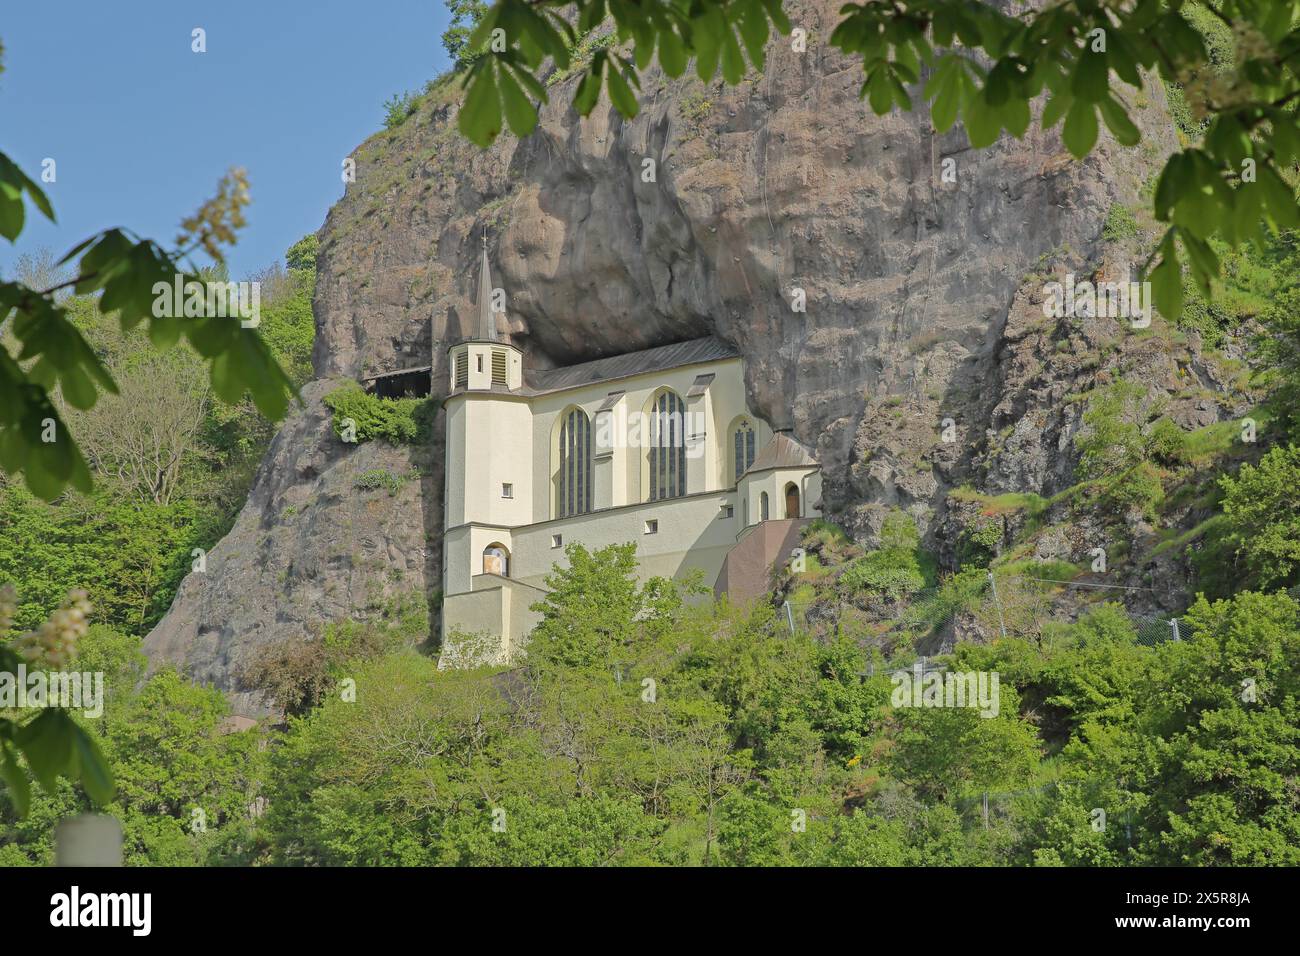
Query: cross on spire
477,229,497,342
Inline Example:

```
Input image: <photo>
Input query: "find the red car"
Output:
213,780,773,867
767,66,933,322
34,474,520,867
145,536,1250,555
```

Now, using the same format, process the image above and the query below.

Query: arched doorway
784,482,800,519
482,543,510,577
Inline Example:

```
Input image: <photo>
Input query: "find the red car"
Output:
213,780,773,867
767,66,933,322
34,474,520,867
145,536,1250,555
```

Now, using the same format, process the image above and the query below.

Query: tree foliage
1218,443,1300,589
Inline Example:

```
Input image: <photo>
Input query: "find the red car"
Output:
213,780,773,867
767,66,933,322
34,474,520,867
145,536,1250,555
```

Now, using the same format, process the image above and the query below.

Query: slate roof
743,432,819,475
523,336,739,396
363,365,432,382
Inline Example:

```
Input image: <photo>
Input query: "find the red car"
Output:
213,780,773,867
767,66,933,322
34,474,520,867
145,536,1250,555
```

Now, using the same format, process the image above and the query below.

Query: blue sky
1,0,452,280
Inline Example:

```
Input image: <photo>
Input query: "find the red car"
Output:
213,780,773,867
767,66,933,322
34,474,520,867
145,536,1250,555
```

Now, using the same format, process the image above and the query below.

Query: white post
988,571,1008,639
55,814,123,866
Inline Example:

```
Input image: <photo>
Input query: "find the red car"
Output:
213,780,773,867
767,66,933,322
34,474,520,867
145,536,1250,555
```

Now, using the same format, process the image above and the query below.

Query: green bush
383,91,419,130
354,469,406,495
958,518,1002,569
1146,417,1187,464
838,512,928,597
802,518,851,552
323,385,433,444
1101,204,1139,243
1073,379,1168,518
1218,444,1300,590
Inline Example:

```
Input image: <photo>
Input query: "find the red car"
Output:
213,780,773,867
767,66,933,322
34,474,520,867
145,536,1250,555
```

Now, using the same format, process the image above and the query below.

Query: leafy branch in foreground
0,584,114,818
0,156,297,500
456,0,1300,318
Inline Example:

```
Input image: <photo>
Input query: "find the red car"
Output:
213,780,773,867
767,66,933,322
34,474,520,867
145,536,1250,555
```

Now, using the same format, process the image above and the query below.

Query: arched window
558,407,593,517
482,543,510,577
784,482,800,518
648,389,687,500
760,491,770,521
731,418,757,484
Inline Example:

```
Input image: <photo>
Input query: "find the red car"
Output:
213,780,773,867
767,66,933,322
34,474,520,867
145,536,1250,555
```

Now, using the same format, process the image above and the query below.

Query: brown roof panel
744,432,818,475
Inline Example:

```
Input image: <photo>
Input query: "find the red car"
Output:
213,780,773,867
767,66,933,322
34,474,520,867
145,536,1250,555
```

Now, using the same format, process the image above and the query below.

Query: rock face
143,380,441,716
145,0,1197,713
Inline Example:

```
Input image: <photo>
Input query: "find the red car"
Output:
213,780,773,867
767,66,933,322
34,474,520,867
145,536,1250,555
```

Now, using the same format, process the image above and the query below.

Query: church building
438,240,822,664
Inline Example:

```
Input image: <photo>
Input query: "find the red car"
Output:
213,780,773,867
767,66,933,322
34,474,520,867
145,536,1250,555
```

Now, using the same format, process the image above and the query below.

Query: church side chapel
438,239,823,664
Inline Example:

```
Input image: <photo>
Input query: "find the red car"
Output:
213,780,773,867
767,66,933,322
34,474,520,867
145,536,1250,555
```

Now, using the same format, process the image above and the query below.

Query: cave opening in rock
362,366,433,399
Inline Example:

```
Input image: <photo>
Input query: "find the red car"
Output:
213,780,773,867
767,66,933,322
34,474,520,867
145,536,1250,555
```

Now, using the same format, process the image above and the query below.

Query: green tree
1074,379,1166,517
284,233,319,273
527,542,647,670
1218,444,1300,589
442,0,490,69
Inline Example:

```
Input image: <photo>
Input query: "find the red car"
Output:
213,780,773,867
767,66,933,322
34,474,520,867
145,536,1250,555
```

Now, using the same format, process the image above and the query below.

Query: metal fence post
783,600,795,635
988,571,1008,639
1170,618,1181,642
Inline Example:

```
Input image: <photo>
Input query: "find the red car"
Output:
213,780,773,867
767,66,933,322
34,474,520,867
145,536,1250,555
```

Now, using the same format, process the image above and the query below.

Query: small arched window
558,407,593,517
482,543,510,577
732,418,757,484
648,389,687,500
760,491,770,521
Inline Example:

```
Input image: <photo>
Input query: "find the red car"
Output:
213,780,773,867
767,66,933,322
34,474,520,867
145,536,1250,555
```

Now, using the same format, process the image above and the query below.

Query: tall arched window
648,389,687,500
731,418,757,484
558,407,593,517
760,491,770,521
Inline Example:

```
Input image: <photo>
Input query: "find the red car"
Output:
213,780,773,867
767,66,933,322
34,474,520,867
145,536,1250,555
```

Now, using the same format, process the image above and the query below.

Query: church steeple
446,228,521,393
477,231,498,342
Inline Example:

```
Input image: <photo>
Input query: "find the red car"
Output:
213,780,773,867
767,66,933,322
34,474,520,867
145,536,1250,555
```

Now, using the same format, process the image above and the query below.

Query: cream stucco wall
509,490,740,591
439,348,819,662
444,395,534,530
738,466,823,526
527,356,756,515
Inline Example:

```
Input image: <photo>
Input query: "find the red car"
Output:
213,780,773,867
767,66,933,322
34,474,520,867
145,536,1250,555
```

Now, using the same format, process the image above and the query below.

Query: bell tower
442,230,531,605
447,232,522,392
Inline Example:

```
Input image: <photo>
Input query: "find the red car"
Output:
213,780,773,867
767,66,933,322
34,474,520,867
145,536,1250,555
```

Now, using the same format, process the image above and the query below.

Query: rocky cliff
144,0,1226,715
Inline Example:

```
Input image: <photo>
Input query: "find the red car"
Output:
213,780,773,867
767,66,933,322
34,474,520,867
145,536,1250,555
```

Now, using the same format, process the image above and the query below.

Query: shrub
323,385,433,444
1218,444,1300,590
839,513,927,597
1074,380,1167,518
383,91,419,130
354,469,405,495
958,518,1002,569
803,518,850,549
238,594,427,716
1101,204,1140,243
1146,416,1187,464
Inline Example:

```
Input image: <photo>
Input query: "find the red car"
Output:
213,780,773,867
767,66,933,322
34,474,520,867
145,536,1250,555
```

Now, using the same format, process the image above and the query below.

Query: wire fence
779,571,1195,654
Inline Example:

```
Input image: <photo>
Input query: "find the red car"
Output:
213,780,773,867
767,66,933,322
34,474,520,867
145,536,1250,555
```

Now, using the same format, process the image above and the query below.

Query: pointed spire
477,230,497,341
